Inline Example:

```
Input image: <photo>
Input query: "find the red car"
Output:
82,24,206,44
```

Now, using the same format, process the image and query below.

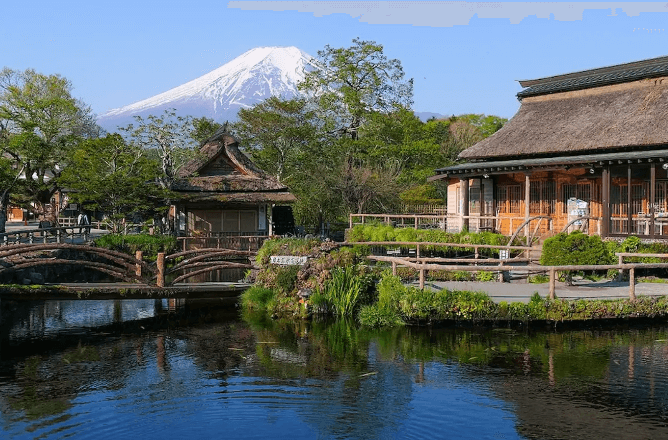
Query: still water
1,299,668,440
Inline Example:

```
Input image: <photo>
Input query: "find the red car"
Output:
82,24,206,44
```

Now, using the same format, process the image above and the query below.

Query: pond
1,298,667,439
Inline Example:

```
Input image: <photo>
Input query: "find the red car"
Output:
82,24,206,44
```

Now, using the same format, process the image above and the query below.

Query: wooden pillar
419,263,425,290
629,267,636,300
460,178,469,231
392,261,397,276
627,165,632,234
135,250,143,278
157,252,165,287
524,173,531,239
601,167,610,237
650,164,656,236
549,268,556,300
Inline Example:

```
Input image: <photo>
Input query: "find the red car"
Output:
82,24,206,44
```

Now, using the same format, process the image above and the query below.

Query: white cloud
227,1,668,27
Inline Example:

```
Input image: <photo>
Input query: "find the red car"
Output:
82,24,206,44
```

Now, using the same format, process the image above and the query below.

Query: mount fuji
97,46,315,131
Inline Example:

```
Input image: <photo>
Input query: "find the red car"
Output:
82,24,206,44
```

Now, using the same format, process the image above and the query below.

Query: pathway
418,279,668,303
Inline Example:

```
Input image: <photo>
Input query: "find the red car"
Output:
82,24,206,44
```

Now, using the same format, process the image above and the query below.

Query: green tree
191,116,223,144
235,97,319,182
120,109,198,191
0,67,97,230
299,38,413,141
60,134,165,231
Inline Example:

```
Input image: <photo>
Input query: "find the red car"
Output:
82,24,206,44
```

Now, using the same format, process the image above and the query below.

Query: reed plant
314,266,370,316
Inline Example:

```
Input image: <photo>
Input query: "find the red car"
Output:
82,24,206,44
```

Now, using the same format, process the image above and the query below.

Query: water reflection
1,300,668,439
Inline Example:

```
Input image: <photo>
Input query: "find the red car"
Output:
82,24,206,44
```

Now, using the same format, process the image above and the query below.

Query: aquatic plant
241,286,275,311
313,266,371,316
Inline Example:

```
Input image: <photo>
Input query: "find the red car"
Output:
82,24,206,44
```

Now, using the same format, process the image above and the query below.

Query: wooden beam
601,167,610,237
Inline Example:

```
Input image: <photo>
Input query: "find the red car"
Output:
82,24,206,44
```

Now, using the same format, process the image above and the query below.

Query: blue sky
3,1,668,120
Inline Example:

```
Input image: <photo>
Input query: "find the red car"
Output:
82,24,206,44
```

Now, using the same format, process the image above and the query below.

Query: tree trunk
0,191,8,233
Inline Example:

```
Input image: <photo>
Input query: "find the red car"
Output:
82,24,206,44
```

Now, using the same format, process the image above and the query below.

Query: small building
431,55,668,239
172,129,296,236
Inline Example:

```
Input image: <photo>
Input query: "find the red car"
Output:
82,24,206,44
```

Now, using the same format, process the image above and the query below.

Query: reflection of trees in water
4,300,668,439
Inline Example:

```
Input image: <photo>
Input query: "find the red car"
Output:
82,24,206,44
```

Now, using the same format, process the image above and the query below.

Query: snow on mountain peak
98,46,315,129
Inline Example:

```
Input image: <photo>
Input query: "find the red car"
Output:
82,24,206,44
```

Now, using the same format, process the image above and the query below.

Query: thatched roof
460,76,668,160
173,129,295,203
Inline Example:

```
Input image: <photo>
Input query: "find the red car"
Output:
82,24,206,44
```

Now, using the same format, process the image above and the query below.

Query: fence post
392,261,397,276
56,229,61,244
28,232,33,244
629,267,636,301
416,244,420,259
549,268,556,300
419,263,425,290
414,215,418,228
157,252,165,287
617,254,624,282
349,214,353,229
3,235,7,246
135,250,143,278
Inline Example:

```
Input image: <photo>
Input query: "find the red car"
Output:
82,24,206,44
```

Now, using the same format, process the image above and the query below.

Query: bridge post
56,229,62,243
157,252,165,287
135,250,143,277
3,235,6,246
29,232,34,244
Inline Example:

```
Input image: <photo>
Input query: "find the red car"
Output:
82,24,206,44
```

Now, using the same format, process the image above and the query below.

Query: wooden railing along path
354,241,668,301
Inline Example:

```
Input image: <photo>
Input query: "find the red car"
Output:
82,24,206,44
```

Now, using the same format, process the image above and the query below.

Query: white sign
270,255,308,266
499,249,509,260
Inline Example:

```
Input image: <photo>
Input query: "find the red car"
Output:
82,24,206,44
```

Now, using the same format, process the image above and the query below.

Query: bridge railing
0,226,97,245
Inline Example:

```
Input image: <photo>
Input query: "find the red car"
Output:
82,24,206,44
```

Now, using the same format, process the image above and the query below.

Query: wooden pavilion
172,129,295,236
431,55,668,239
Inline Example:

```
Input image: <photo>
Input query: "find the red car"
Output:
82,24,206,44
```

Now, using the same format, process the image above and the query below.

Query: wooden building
431,55,668,239
172,129,295,236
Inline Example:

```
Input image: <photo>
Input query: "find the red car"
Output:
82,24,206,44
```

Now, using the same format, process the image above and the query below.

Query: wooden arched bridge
0,243,255,300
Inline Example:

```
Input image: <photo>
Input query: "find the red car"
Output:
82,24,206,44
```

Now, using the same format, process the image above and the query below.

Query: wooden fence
361,247,668,301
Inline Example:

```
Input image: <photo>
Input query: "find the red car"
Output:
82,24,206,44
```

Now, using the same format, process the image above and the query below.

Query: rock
298,288,312,299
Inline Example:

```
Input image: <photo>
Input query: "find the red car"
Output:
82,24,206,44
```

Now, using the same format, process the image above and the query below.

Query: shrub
540,231,613,266
275,265,300,294
241,286,275,311
94,234,177,258
475,271,495,282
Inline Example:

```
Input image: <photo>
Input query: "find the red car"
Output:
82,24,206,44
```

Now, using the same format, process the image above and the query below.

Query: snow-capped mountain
98,46,314,130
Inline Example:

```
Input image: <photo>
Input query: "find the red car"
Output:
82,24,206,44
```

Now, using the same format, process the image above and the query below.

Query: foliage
60,134,166,231
93,234,177,257
120,108,198,190
540,231,613,266
347,224,513,257
232,39,506,229
190,116,222,144
528,274,550,284
314,266,372,316
0,67,98,225
241,286,276,311
275,265,300,294
299,38,413,140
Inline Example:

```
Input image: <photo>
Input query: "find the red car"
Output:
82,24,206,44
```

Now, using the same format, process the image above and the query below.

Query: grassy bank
245,234,668,328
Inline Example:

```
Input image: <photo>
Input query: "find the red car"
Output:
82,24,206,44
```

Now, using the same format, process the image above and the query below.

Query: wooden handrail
369,254,668,300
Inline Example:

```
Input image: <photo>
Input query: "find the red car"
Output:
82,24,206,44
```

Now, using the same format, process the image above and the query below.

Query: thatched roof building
431,55,668,239
173,129,296,204
459,55,668,162
172,129,295,237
